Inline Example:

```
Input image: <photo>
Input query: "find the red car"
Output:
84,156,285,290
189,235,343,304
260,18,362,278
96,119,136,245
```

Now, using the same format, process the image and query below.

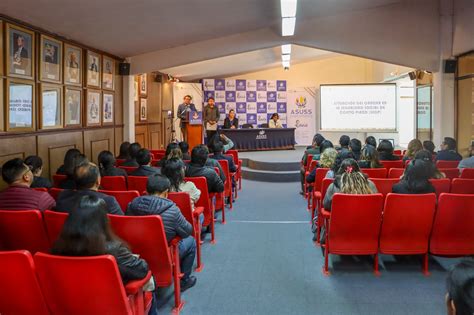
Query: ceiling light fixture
282,17,296,36
281,44,292,55
281,54,291,62
281,0,297,18
282,60,290,68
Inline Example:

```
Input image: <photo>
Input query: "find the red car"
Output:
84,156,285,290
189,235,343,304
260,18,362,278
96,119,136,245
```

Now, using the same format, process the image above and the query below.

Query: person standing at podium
203,97,220,142
177,95,197,142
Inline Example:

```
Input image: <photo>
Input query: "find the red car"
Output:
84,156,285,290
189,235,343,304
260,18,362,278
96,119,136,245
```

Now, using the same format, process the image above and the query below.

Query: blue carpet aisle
157,179,456,315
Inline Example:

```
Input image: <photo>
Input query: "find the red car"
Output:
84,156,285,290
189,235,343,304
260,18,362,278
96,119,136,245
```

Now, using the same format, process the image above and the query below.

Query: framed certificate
102,92,114,125
102,56,115,90
86,51,101,88
140,98,147,121
86,89,101,126
6,23,35,80
6,79,35,131
40,35,62,84
64,43,82,86
65,86,82,127
139,74,147,97
39,84,63,129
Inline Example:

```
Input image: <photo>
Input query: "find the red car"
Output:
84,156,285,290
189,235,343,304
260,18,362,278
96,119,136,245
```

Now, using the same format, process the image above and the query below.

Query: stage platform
239,146,305,182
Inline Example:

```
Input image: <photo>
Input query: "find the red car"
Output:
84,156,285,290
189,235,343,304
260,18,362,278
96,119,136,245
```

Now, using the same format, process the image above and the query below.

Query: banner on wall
286,88,317,145
172,83,203,140
202,78,287,128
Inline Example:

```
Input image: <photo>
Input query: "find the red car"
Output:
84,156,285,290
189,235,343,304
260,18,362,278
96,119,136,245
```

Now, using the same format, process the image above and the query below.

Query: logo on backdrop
226,80,236,89
247,80,256,90
225,103,236,112
203,80,214,90
257,91,267,102
257,114,268,124
277,80,287,91
277,92,287,101
246,114,257,124
257,80,267,91
246,103,257,113
277,103,287,113
267,80,276,90
291,96,313,115
237,102,247,113
295,119,308,128
205,91,215,101
257,103,267,113
246,91,256,102
256,129,267,140
267,92,277,102
215,91,226,102
236,80,246,91
225,91,236,102
215,79,225,90
236,91,246,102
267,103,277,112
217,102,226,114
296,96,307,108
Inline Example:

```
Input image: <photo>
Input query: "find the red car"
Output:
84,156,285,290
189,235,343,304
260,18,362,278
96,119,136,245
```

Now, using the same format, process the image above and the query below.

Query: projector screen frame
319,83,398,133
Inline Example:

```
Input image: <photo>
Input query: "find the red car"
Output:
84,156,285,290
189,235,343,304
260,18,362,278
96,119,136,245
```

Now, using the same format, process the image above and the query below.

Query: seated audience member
220,134,235,153
349,138,362,160
337,135,350,154
59,154,89,190
306,141,335,184
358,145,383,169
436,137,463,161
323,158,378,210
300,133,325,194
162,158,201,208
127,174,197,291
423,140,437,159
458,144,474,169
130,149,160,177
392,159,435,194
210,141,237,173
185,145,224,193
55,162,123,215
116,141,131,160
377,140,399,161
25,155,52,189
445,259,474,315
0,158,56,211
56,148,81,175
98,150,127,177
223,109,239,129
403,139,423,162
179,141,191,160
121,142,141,167
268,113,283,128
414,150,445,179
364,136,377,149
157,142,180,167
325,148,356,179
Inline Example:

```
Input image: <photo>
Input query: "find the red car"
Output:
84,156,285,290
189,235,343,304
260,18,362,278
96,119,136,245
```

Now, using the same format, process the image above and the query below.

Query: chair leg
171,245,184,313
221,197,226,224
323,237,330,276
210,207,216,244
422,253,430,276
374,253,381,276
194,224,203,272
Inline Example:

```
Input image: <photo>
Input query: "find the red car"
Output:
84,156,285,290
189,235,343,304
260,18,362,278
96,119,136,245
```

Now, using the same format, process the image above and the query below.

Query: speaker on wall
118,62,130,75
408,71,417,80
444,60,457,73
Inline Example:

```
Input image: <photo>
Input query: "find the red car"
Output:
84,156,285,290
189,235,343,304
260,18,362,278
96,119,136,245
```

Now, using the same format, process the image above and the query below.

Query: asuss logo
256,130,267,140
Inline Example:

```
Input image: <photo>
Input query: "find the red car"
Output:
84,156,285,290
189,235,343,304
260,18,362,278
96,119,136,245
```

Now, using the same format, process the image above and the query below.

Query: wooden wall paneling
83,127,114,164
114,69,123,125
148,123,161,150
147,74,161,123
0,79,4,131
114,126,123,155
135,124,147,148
0,135,37,189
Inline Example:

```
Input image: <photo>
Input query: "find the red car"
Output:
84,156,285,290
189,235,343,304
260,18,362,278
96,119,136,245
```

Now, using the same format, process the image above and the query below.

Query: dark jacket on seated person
435,150,462,161
31,176,52,189
121,158,139,167
105,240,149,283
211,153,237,173
56,165,67,175
185,163,224,193
392,180,436,194
127,195,193,242
378,152,400,161
205,158,226,183
55,189,123,215
100,166,128,178
130,165,161,177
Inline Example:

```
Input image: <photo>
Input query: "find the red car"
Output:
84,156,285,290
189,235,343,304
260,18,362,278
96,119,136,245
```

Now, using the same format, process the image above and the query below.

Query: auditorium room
1,1,474,314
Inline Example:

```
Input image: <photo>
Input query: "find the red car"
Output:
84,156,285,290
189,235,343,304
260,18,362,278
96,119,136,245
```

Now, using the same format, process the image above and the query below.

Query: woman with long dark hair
56,148,81,175
98,150,127,177
377,140,399,161
413,150,445,179
59,154,89,189
161,158,201,207
392,159,436,194
117,141,131,160
358,145,383,169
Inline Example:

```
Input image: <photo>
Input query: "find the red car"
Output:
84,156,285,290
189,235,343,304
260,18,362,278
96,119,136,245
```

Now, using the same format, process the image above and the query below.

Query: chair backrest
185,177,213,227
429,178,451,197
108,215,173,286
460,168,474,179
436,160,460,168
127,176,149,194
393,154,403,160
242,123,253,129
439,168,460,180
0,210,50,253
49,187,64,201
0,250,50,315
101,176,127,191
430,193,474,256
43,210,68,248
450,178,474,194
260,123,269,128
306,154,314,170
388,168,404,178
115,159,126,166
320,178,334,202
99,190,140,212
360,168,387,178
379,193,436,254
393,149,402,155
328,194,384,254
34,252,132,315
313,168,330,192
118,166,139,174
150,149,166,156
370,178,400,198
168,192,194,226
227,150,239,164
380,160,404,170
52,174,67,188
217,159,232,191
32,187,48,192
307,160,318,174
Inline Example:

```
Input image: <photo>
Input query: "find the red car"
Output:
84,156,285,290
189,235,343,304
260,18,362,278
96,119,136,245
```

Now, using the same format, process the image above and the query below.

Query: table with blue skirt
220,128,296,151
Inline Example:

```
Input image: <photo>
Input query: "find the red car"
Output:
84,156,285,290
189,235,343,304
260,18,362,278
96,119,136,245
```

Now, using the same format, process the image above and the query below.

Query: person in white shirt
269,113,283,128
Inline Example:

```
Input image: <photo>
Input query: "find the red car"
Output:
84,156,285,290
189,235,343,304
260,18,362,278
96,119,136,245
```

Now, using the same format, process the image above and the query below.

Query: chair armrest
124,271,152,295
313,191,321,200
169,236,182,247
321,209,331,218
193,206,204,216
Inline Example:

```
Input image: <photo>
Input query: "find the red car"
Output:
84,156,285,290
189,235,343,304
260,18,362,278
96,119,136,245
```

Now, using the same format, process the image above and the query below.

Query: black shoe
299,191,304,196
180,276,197,292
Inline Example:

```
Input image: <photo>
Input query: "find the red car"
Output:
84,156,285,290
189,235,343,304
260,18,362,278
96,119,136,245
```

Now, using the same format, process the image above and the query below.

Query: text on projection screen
320,84,397,131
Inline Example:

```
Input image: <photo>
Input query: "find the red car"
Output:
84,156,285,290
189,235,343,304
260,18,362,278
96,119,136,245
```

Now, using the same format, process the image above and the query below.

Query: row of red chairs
320,193,474,275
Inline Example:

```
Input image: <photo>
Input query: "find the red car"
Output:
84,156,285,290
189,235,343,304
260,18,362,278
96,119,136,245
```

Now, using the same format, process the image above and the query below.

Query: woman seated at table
269,113,283,128
223,109,239,129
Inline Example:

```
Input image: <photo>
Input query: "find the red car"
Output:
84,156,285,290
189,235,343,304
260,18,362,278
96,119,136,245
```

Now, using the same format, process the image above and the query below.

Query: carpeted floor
156,179,457,315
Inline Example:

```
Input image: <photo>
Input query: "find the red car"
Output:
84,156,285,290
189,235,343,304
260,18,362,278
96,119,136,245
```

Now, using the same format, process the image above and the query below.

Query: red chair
116,159,126,166
393,149,402,155
304,160,319,199
0,250,50,315
128,176,148,194
450,178,474,194
49,187,64,201
393,154,403,160
227,150,243,191
168,192,204,272
370,178,400,199
43,210,68,248
99,190,140,212
380,160,404,170
360,168,387,178
108,215,183,312
379,193,436,275
304,155,315,198
118,166,139,175
52,174,67,187
436,160,460,168
211,167,226,223
314,178,334,244
310,168,330,212
430,193,474,256
460,168,474,178
322,193,384,275
186,177,216,244
32,187,48,192
225,153,239,199
429,178,451,197
101,176,127,191
34,252,152,315
439,168,460,180
218,159,233,212
388,168,404,178
0,210,50,253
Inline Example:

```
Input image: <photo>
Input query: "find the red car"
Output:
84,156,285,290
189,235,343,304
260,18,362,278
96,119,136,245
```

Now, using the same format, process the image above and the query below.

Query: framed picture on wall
102,92,114,125
102,56,115,90
6,79,35,131
6,23,35,80
0,21,4,77
140,98,147,121
86,90,101,126
64,44,82,86
86,51,101,88
39,84,63,129
65,86,82,127
139,74,147,96
134,80,139,102
39,35,62,83
0,79,4,131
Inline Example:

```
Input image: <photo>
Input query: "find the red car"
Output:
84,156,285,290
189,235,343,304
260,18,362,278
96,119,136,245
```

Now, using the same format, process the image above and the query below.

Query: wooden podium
185,111,203,149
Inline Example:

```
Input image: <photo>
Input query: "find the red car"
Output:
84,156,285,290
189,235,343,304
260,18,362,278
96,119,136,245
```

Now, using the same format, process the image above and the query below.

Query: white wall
453,0,474,55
